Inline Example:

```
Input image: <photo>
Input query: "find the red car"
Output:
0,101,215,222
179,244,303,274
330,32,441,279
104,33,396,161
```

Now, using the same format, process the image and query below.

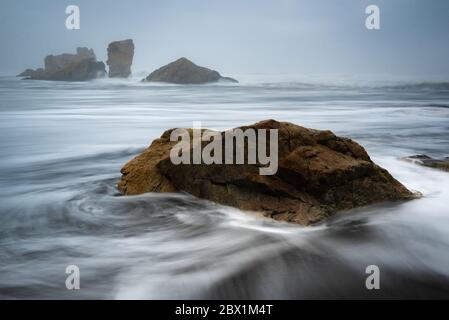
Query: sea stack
118,120,414,225
107,39,135,78
44,47,96,74
144,57,238,84
17,47,106,81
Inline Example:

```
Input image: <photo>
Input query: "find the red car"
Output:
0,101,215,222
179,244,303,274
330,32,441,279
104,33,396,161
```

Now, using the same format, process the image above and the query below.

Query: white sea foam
0,75,448,299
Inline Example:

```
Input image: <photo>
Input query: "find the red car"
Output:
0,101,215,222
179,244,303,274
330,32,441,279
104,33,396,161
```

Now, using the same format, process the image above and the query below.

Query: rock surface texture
144,57,238,84
118,120,414,225
18,47,106,81
107,39,134,78
402,155,449,172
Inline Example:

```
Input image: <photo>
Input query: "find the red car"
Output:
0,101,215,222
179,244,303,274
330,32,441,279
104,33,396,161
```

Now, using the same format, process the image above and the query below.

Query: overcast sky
0,0,448,75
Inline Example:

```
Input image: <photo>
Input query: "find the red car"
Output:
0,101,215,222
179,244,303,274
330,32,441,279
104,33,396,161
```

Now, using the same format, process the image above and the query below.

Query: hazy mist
0,0,448,76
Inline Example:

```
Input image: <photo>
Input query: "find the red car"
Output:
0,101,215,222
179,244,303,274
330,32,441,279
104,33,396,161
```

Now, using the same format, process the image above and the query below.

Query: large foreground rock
118,120,414,225
402,155,449,172
144,57,238,84
18,47,106,81
107,39,134,78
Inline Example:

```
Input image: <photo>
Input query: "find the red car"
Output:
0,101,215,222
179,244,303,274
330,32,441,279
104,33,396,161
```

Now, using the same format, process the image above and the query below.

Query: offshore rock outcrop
16,69,36,77
118,120,414,225
18,47,106,81
402,155,449,172
44,47,96,74
144,57,238,84
107,39,134,78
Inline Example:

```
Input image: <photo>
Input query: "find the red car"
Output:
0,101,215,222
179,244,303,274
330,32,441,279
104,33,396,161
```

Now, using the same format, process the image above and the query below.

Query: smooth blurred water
0,75,449,299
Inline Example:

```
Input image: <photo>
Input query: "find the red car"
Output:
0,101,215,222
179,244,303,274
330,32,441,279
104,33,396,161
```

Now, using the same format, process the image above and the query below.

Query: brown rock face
118,120,414,225
144,57,238,84
107,39,134,78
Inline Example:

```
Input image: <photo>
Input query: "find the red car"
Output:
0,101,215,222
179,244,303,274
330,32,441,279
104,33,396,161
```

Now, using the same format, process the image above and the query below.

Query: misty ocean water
0,75,449,299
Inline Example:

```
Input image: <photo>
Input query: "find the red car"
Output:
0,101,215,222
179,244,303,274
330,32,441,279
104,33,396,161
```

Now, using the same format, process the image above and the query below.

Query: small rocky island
143,57,238,84
17,39,135,81
118,120,414,225
107,39,135,78
17,47,106,81
17,41,236,84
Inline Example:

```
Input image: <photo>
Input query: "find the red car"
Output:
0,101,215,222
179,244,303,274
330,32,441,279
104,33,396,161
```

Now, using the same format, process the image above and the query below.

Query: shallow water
0,75,449,299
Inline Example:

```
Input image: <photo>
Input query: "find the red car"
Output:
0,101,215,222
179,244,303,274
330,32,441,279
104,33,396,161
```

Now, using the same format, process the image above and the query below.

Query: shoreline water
0,75,448,299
